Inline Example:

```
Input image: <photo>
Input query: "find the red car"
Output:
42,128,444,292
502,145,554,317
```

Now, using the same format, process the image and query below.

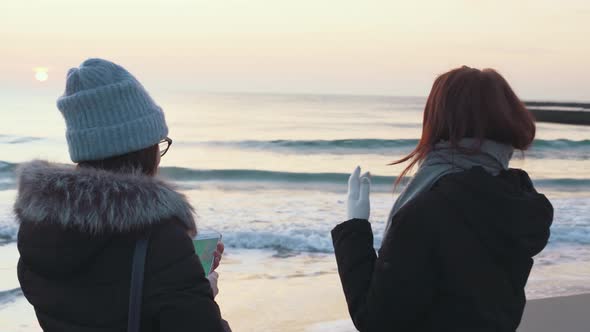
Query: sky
0,0,589,101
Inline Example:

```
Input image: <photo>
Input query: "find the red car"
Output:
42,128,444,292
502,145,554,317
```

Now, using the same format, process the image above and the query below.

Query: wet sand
215,251,590,332
519,293,590,332
1,247,589,331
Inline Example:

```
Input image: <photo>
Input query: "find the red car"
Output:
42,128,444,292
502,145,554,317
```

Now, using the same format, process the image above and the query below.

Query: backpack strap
128,232,150,332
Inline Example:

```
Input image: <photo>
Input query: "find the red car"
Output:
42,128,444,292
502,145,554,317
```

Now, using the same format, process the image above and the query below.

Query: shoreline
1,248,590,331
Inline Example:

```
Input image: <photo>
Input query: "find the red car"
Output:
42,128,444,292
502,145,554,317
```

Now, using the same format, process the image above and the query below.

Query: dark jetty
525,101,590,126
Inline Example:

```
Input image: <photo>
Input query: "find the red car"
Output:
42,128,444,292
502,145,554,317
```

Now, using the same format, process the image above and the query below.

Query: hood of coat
435,166,553,260
14,160,196,234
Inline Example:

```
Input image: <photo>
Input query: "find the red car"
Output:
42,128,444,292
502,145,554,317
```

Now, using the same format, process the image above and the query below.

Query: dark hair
391,66,536,186
78,144,159,176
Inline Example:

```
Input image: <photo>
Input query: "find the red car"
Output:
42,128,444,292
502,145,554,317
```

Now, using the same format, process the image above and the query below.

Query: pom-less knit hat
57,58,168,162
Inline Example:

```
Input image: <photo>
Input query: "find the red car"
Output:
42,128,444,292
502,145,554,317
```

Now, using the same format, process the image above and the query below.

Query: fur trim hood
14,160,196,234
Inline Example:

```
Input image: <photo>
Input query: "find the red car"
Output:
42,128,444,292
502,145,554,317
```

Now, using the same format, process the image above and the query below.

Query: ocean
0,91,589,331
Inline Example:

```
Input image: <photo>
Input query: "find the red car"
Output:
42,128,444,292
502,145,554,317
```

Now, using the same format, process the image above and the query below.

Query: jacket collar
14,160,196,234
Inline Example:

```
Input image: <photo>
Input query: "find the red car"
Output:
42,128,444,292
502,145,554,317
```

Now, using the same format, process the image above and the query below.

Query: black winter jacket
332,167,553,332
14,160,229,332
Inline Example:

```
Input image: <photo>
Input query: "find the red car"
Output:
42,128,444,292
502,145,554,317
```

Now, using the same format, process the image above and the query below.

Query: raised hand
346,166,371,220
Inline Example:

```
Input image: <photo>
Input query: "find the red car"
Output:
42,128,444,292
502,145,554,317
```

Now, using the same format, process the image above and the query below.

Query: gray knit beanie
57,58,168,162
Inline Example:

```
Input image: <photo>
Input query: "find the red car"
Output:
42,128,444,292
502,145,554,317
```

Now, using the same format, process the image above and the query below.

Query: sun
34,67,49,82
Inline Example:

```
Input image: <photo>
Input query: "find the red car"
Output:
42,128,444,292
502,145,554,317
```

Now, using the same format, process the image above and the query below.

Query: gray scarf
383,138,514,236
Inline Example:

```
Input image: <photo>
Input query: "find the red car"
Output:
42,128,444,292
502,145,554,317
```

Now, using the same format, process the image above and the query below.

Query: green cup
192,230,221,275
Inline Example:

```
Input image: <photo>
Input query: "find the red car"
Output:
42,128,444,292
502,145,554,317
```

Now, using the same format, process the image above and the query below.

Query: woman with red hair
332,66,553,332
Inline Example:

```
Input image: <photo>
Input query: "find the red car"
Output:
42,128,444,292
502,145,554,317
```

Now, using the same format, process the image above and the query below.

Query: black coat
14,160,229,332
332,167,553,332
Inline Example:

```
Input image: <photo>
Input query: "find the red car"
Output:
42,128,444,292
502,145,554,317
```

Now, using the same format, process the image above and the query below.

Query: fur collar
14,160,196,234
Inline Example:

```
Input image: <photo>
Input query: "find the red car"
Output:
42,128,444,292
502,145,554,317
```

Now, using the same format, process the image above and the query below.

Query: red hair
392,66,536,186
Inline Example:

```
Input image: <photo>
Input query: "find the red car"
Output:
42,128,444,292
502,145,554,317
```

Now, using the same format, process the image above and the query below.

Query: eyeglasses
159,137,172,157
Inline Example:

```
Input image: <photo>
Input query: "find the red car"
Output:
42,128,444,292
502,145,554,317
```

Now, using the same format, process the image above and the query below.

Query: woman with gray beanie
14,58,230,332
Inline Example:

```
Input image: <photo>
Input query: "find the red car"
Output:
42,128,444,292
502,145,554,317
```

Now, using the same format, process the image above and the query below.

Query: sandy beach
304,293,590,332
2,247,590,331
216,253,590,332
216,249,590,332
519,294,590,332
